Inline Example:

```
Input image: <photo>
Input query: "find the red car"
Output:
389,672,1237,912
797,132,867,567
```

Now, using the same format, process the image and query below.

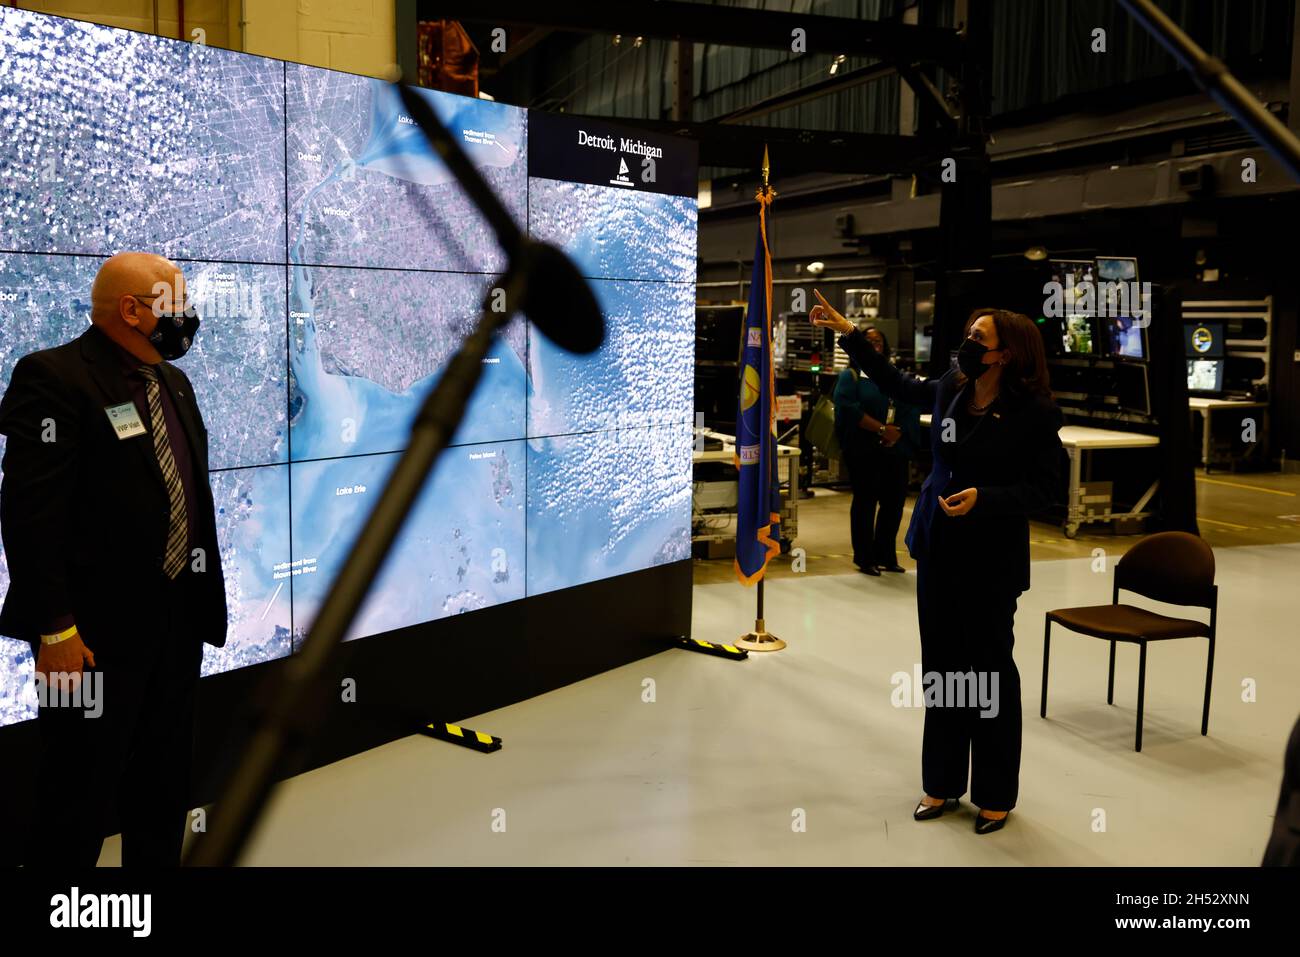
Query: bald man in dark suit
0,252,227,866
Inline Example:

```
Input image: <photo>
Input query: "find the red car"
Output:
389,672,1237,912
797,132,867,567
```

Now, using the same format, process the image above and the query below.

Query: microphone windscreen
518,241,605,355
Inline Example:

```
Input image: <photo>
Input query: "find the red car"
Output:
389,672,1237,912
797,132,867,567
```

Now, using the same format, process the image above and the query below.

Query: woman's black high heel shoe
913,797,954,821
974,810,1009,834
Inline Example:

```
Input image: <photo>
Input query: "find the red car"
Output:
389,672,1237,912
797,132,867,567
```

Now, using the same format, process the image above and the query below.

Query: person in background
832,325,921,575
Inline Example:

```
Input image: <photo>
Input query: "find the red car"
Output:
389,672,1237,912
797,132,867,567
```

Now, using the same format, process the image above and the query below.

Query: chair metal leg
1202,633,1215,736
1135,640,1147,752
1107,640,1116,704
1041,618,1051,718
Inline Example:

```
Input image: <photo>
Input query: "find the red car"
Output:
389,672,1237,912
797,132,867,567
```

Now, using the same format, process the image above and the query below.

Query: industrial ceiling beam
712,61,899,125
896,62,959,132
497,26,553,69
1119,0,1300,184
417,0,965,65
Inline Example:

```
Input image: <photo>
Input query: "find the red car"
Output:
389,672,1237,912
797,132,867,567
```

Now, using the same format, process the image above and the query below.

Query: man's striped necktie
136,365,188,579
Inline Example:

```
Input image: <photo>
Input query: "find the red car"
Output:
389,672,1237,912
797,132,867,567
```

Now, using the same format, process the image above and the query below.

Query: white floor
102,544,1300,865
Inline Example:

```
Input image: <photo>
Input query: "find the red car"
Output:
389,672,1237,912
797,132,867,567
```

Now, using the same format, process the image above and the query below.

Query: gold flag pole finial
755,145,776,205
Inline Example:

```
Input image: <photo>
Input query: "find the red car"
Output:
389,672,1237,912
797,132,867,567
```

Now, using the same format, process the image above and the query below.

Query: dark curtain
986,0,1293,116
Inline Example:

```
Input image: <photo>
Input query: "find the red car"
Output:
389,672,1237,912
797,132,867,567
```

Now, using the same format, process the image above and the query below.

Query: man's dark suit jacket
838,328,1064,593
1263,714,1300,866
0,324,227,653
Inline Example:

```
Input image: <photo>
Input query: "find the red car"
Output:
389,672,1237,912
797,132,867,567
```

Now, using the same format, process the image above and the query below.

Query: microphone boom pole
1117,0,1300,185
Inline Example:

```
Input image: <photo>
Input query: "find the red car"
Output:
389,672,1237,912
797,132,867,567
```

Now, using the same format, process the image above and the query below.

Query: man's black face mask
135,297,201,360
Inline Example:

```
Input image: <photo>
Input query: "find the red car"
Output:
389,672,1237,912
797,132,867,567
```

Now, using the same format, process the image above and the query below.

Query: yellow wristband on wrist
40,625,78,646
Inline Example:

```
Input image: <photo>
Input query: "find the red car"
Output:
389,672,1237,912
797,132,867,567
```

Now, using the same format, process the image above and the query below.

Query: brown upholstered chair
1040,531,1217,752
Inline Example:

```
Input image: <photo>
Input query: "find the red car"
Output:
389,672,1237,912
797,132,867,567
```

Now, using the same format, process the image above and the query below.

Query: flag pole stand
736,578,785,652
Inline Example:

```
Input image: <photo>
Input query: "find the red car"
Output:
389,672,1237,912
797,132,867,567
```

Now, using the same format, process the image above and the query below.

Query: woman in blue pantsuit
813,291,1062,834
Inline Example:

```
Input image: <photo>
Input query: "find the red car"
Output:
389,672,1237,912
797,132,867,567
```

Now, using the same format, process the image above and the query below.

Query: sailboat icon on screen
610,155,633,187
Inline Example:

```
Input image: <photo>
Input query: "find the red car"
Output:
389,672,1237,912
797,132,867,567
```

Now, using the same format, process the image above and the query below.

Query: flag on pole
734,188,781,585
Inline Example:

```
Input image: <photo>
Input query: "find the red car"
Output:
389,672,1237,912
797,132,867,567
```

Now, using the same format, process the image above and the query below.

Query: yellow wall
17,1,242,49
246,0,396,77
13,0,397,77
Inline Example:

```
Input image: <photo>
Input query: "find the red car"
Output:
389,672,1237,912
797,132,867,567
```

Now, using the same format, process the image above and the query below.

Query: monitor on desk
1063,313,1096,354
1187,358,1225,395
696,305,745,365
1184,321,1225,359
1050,259,1097,297
1102,314,1146,360
1116,361,1151,416
1096,256,1138,283
1036,315,1065,356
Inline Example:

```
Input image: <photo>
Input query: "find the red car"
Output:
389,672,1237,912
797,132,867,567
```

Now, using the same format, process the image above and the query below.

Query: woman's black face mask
956,337,994,379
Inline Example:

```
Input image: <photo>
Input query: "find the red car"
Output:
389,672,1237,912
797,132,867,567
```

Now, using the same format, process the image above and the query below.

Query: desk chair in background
1041,531,1217,752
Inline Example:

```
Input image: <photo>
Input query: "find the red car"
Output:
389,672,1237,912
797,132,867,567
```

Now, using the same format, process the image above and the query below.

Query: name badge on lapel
104,401,147,439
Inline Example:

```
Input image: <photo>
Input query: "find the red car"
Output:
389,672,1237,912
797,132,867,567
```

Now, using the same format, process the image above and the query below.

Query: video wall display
286,63,527,274
0,8,697,728
0,12,286,262
288,443,526,646
525,424,692,596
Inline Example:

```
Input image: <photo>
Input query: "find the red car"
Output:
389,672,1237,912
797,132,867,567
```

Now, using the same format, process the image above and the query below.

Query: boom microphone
513,239,604,355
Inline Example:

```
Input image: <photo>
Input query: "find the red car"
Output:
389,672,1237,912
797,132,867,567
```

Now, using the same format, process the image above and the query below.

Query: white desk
1058,426,1160,537
1057,425,1160,449
916,417,1160,537
1186,397,1268,472
691,430,801,545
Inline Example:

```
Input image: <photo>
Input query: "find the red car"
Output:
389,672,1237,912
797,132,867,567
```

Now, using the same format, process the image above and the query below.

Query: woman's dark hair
955,308,1052,398
862,324,891,359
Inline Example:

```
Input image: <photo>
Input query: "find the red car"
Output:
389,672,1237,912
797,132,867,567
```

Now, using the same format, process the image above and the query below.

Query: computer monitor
1103,314,1146,360
914,280,935,363
1096,256,1138,283
772,312,789,371
1063,313,1096,354
1050,259,1096,311
695,305,745,365
1184,321,1224,359
1036,315,1065,356
1187,358,1225,394
1116,361,1151,415
1045,257,1097,291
